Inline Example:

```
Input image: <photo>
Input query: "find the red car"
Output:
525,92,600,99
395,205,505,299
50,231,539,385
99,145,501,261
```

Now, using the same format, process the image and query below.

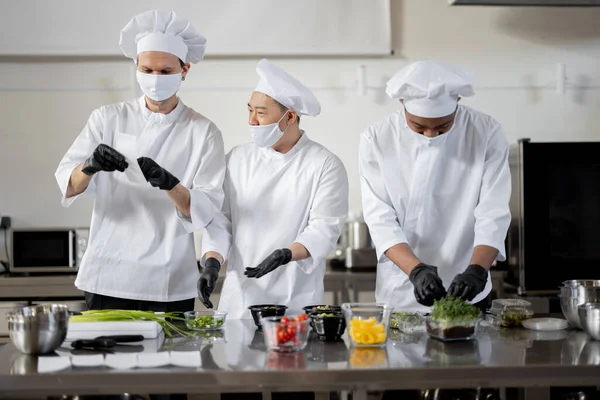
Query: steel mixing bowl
559,284,600,329
560,296,586,329
7,304,70,355
562,280,600,287
578,303,600,341
560,284,600,299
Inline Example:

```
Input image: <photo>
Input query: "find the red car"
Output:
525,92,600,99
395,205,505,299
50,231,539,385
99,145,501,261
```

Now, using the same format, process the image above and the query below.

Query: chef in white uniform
55,10,225,314
199,59,349,319
360,60,511,314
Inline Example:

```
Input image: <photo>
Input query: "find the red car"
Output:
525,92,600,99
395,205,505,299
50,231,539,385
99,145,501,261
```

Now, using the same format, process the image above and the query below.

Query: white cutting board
66,321,162,340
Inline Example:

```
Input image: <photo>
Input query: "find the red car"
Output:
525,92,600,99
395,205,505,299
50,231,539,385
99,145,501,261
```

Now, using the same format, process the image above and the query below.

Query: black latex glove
447,264,488,301
137,157,180,190
82,144,128,176
409,263,447,307
198,258,221,309
244,249,292,279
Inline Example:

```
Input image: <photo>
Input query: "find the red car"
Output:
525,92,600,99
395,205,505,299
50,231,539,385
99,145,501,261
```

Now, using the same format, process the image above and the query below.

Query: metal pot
346,220,373,250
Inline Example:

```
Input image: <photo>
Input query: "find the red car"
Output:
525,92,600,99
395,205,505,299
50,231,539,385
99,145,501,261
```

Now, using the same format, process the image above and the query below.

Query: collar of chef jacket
400,106,461,148
138,96,186,124
259,130,310,162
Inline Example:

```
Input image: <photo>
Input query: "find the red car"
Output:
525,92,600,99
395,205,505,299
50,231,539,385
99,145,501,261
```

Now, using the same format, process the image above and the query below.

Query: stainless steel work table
1,319,598,398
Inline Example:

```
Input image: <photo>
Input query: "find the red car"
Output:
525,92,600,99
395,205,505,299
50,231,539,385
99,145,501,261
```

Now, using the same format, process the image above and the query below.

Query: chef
359,60,511,313
199,59,349,320
55,10,225,315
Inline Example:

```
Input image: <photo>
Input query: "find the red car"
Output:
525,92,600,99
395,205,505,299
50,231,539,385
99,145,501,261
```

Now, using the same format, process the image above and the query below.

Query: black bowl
248,304,287,329
306,309,343,330
302,304,342,314
310,313,346,342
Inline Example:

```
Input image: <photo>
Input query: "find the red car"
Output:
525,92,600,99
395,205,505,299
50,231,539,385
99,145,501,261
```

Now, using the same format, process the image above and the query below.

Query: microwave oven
506,139,600,294
9,228,89,274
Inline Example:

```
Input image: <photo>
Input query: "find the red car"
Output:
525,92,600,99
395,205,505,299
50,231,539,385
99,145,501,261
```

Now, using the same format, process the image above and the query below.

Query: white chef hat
119,10,207,64
254,59,321,117
386,60,475,118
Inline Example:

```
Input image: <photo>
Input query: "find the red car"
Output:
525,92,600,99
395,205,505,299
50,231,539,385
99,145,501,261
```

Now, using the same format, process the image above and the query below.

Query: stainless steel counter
1,319,598,397
0,275,82,299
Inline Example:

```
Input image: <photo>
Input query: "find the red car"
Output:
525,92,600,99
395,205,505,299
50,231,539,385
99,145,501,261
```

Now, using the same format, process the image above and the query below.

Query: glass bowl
261,315,310,352
183,310,227,331
390,311,425,333
489,298,532,315
425,316,481,342
341,303,392,347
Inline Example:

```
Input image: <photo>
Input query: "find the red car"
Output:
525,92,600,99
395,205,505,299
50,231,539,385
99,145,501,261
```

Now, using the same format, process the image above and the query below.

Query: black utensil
71,339,116,350
95,335,144,343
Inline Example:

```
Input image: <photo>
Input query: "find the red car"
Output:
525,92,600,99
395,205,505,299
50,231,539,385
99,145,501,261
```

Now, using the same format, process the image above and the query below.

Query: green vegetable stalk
71,310,194,338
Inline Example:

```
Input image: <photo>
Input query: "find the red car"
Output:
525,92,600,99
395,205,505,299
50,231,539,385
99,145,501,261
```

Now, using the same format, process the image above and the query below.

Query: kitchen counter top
0,274,81,299
1,319,598,397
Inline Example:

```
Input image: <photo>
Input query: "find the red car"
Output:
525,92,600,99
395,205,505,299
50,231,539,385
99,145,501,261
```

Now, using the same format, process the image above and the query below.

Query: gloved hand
447,264,488,301
409,263,447,306
197,258,221,309
244,249,292,279
82,144,128,176
137,157,180,190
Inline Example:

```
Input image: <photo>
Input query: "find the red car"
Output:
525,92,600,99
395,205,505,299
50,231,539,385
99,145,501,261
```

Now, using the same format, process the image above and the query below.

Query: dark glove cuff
163,177,180,191
81,159,97,176
467,264,487,279
281,248,293,265
204,257,221,273
409,263,435,281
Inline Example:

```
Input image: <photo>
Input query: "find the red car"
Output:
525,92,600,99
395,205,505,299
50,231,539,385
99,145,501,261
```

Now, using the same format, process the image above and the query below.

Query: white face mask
249,110,290,148
136,71,182,102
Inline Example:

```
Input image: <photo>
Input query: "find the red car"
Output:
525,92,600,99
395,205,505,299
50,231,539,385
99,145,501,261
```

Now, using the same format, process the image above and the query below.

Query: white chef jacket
359,105,511,313
202,132,349,319
55,96,225,302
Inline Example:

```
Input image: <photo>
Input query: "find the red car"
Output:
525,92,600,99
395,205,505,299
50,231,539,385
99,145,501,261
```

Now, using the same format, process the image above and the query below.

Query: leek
71,310,194,338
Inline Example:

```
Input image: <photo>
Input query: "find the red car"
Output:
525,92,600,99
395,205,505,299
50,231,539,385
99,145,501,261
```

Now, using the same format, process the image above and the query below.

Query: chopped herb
188,315,224,329
430,297,480,321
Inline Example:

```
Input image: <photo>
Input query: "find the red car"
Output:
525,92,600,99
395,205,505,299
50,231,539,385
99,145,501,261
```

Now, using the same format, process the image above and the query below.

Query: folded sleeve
54,109,103,208
177,125,226,233
294,156,349,274
473,126,512,262
359,130,408,263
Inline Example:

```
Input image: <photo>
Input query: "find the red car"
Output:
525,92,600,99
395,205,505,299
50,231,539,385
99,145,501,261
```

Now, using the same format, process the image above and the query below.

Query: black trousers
84,292,195,400
84,291,195,314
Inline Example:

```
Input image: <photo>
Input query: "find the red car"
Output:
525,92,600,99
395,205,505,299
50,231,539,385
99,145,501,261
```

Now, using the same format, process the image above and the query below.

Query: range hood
449,0,600,5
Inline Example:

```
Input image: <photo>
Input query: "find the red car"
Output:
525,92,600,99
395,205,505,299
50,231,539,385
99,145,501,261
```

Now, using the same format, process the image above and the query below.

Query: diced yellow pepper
349,317,387,345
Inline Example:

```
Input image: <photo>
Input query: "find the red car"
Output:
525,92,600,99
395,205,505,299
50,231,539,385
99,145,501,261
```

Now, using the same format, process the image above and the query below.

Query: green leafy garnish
188,315,224,329
390,312,422,330
430,297,480,321
316,313,338,317
392,312,419,321
499,309,531,327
